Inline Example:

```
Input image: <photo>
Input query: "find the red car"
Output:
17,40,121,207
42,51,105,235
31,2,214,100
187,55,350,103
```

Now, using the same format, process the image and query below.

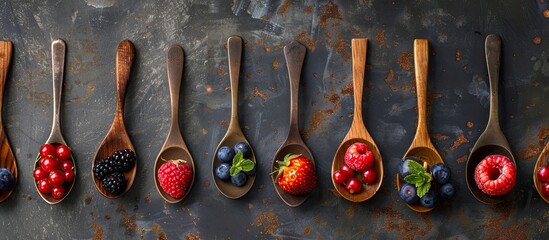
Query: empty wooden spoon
153,45,195,203
0,40,17,203
212,36,256,199
91,40,136,198
466,34,516,204
534,141,549,203
271,41,316,207
331,38,384,202
33,39,76,204
396,39,444,213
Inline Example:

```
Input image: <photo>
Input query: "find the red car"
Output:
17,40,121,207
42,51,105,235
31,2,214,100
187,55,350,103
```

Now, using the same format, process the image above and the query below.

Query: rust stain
341,81,353,96
450,134,469,151
455,50,461,61
30,92,51,106
258,38,264,46
272,58,280,70
92,223,104,240
533,36,542,45
544,10,549,18
152,225,161,231
157,231,167,240
278,0,292,14
456,155,468,163
467,121,474,128
144,193,151,203
483,204,529,240
345,204,358,218
389,85,398,92
305,6,314,14
324,93,340,111
220,120,229,127
399,52,413,71
376,206,432,238
304,226,311,235
332,37,351,61
296,31,316,51
245,73,253,79
202,128,208,136
517,144,541,161
431,134,450,141
304,110,327,138
538,124,549,146
401,84,408,91
374,30,386,46
185,232,201,240
117,204,137,234
319,0,343,28
255,210,279,235
384,69,394,83
252,87,269,101
264,47,270,52
203,180,210,188
85,195,92,205
216,68,224,75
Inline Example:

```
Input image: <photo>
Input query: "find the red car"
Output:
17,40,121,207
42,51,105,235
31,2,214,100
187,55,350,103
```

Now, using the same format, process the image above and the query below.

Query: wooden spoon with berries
271,41,317,207
33,39,77,204
331,38,383,203
534,141,549,203
0,40,17,203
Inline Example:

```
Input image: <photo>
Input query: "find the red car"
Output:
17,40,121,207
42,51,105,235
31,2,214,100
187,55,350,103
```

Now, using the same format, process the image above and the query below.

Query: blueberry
439,182,455,199
430,163,451,184
399,157,419,179
399,183,419,204
0,168,14,192
231,172,247,187
215,163,231,181
419,189,438,208
217,146,235,163
245,163,256,176
234,142,251,158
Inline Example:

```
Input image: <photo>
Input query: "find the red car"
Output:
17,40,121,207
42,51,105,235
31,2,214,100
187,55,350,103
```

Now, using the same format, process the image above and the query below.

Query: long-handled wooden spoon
154,45,195,203
212,36,256,199
91,40,136,198
396,39,444,213
0,40,17,203
466,34,516,204
332,39,383,202
271,41,316,207
34,39,76,204
534,141,549,203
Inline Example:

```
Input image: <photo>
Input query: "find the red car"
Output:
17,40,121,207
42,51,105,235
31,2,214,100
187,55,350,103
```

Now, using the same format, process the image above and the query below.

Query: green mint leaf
230,165,240,176
416,181,431,198
407,160,425,174
422,172,432,184
240,160,255,172
232,151,244,166
404,174,425,185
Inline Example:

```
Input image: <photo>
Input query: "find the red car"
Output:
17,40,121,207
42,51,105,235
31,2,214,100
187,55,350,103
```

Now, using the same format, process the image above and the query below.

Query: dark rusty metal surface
0,0,548,239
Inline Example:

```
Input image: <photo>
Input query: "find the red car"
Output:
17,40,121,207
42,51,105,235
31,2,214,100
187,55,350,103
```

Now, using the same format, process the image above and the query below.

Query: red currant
543,182,549,197
33,167,48,180
64,170,74,182
361,167,377,184
51,186,65,199
40,144,55,158
41,156,59,172
340,164,355,177
346,178,362,194
37,179,52,193
363,151,374,168
538,165,549,183
333,170,347,185
55,144,71,161
61,161,74,171
48,170,65,186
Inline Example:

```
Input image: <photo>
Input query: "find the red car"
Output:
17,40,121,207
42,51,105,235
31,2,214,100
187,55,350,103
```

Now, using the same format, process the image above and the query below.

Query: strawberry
474,154,515,196
344,142,374,171
275,154,317,195
158,159,193,198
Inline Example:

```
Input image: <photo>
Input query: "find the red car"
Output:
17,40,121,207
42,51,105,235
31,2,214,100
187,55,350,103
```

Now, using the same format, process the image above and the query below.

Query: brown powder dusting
389,85,398,92
533,36,542,45
401,84,408,91
324,93,340,111
272,58,280,70
385,69,394,83
455,50,461,61
85,195,92,205
185,232,201,240
117,204,138,234
345,204,358,218
431,134,450,141
92,223,103,240
252,87,269,101
304,110,327,138
203,180,210,188
456,155,468,163
376,206,432,237
538,124,549,145
517,143,541,161
304,226,311,235
296,31,316,51
157,231,167,240
450,134,469,150
341,81,353,96
152,225,161,231
467,121,474,128
399,52,413,71
333,37,350,61
319,0,343,28
305,6,314,13
278,0,291,14
544,10,549,18
255,210,279,235
374,31,386,46
258,38,264,46
216,68,223,75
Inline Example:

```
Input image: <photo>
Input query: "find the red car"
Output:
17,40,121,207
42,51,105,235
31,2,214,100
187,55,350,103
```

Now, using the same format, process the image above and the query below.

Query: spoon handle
414,39,430,140
351,39,367,128
115,40,135,116
284,41,306,138
227,36,242,130
49,39,66,142
485,34,501,130
0,41,12,124
165,44,185,146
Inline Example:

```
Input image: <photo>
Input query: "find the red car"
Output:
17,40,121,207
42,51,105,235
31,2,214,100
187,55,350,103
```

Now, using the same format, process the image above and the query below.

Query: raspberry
158,159,193,198
344,142,374,171
474,154,516,196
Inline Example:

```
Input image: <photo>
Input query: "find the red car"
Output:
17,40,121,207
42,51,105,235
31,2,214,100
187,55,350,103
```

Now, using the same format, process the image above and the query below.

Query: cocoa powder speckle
517,143,541,161
431,134,450,141
255,210,279,235
92,223,104,240
252,87,269,101
450,134,469,150
341,81,353,95
456,155,468,163
304,110,327,138
374,30,386,46
319,0,343,28
399,52,413,71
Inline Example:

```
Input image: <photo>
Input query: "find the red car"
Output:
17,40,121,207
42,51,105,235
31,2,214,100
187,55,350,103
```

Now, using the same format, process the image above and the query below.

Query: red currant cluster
33,144,74,199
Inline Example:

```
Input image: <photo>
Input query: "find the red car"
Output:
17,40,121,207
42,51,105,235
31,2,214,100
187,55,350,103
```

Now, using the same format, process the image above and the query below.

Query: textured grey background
0,0,549,239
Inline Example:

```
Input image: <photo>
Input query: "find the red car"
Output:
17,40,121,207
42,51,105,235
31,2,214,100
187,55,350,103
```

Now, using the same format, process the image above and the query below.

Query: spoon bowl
212,36,256,199
331,39,383,202
0,40,17,203
534,142,549,203
153,45,195,203
465,34,516,204
271,41,316,207
92,40,136,198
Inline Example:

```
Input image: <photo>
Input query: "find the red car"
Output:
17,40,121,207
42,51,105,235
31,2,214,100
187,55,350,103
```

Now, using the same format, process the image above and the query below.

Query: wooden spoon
0,40,17,203
465,34,516,204
34,39,76,204
91,40,136,198
331,38,384,202
534,141,549,203
153,45,195,203
212,36,256,199
396,39,444,213
271,41,316,207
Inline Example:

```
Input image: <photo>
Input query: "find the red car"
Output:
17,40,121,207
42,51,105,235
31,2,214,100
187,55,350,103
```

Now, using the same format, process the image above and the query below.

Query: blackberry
112,149,136,172
93,157,117,180
101,172,126,195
